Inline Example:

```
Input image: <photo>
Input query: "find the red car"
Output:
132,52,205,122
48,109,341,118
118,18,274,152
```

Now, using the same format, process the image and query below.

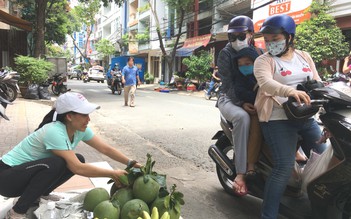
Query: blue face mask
239,65,254,76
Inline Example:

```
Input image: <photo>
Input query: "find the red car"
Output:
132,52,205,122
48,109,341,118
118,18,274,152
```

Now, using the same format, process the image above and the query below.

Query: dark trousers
0,154,85,214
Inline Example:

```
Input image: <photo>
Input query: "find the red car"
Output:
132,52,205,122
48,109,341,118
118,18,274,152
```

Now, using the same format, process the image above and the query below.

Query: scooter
82,70,89,83
108,71,123,95
204,81,221,100
0,91,12,120
51,73,69,96
0,70,20,102
208,86,351,218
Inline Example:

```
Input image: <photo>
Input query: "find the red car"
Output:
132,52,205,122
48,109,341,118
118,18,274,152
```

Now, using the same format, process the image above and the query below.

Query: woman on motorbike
253,14,327,219
0,92,140,219
217,15,264,196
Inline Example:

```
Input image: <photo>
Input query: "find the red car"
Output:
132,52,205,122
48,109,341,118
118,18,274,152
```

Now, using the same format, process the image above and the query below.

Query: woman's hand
288,90,311,105
242,103,257,115
111,169,128,187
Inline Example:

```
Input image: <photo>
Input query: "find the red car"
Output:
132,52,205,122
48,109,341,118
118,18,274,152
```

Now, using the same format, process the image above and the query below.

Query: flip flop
232,180,248,197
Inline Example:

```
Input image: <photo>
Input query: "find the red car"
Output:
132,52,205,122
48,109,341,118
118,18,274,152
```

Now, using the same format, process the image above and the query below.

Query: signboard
183,34,212,48
251,0,312,32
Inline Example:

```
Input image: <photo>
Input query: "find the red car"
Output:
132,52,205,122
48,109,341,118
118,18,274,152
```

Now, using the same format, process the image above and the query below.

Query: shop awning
175,45,203,57
175,34,212,57
0,9,32,31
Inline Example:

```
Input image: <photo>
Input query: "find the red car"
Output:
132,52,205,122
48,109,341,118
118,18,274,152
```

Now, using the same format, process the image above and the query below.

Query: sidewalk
0,98,113,218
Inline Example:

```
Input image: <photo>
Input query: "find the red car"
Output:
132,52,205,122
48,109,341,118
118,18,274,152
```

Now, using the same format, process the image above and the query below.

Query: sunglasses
228,33,247,42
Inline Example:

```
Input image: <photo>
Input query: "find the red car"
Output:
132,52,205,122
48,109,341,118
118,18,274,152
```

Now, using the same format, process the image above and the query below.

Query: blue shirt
1,121,94,166
122,65,138,86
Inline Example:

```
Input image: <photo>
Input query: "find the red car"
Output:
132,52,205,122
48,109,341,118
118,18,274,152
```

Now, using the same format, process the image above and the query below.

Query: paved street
0,80,288,219
66,79,267,219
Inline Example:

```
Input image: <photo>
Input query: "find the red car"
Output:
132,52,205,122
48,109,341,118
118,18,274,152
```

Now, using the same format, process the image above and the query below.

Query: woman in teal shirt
0,92,139,219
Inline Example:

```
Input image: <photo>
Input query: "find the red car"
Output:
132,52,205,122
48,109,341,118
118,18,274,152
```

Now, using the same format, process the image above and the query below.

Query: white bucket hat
54,92,100,114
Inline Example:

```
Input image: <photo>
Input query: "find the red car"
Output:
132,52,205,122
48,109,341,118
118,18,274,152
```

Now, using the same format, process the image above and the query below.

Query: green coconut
132,175,160,204
83,187,110,211
111,187,134,209
120,199,149,219
93,200,120,219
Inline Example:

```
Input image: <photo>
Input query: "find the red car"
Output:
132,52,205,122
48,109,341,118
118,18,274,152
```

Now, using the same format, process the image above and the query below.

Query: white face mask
266,39,286,56
231,38,249,51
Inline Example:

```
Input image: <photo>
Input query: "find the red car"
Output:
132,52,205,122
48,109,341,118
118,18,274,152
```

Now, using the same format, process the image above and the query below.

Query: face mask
266,39,286,56
239,65,254,76
231,38,249,51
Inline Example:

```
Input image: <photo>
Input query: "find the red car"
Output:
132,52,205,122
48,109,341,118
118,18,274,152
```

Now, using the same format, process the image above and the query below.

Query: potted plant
14,55,54,96
144,72,154,84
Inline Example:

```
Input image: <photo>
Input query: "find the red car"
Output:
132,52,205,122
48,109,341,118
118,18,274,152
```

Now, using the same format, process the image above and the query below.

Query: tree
295,0,349,79
182,51,213,83
47,44,71,59
148,0,194,82
95,39,115,69
69,0,100,67
17,0,70,57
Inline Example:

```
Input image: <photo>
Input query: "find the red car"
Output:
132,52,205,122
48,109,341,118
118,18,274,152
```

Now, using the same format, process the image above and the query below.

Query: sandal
232,180,248,197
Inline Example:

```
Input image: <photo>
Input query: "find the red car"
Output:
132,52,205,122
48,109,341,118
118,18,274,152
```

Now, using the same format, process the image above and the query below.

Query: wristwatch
127,159,137,168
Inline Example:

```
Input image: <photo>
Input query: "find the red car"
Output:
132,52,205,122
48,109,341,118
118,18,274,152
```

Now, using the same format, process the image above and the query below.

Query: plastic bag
302,145,334,192
24,84,39,100
34,192,87,219
38,85,51,100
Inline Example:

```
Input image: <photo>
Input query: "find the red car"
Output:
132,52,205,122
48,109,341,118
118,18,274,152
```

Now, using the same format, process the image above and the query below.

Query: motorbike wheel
3,84,17,102
51,85,60,96
215,136,237,196
117,83,122,95
60,85,68,94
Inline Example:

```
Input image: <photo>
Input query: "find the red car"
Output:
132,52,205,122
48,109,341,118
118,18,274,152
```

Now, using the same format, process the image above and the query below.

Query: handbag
282,77,324,121
282,97,320,121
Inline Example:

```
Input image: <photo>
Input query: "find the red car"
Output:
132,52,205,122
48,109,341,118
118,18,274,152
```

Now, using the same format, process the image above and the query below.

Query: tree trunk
148,1,186,82
34,0,48,58
69,35,91,68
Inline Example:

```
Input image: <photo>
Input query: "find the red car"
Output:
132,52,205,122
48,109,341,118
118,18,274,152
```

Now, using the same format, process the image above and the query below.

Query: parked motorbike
108,71,123,95
0,70,20,102
50,73,69,96
209,86,351,218
0,91,12,120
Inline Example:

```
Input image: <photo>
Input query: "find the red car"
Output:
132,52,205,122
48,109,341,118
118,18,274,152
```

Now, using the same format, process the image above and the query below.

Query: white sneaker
5,209,26,219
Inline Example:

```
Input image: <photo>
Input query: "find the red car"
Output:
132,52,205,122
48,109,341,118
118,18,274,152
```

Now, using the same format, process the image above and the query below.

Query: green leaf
164,196,171,209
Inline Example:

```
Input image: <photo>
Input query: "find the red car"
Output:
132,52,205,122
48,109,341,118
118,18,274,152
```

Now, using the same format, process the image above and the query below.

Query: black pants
0,154,85,214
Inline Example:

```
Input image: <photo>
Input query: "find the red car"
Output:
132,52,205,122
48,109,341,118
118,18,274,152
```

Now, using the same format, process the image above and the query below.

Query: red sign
183,34,212,48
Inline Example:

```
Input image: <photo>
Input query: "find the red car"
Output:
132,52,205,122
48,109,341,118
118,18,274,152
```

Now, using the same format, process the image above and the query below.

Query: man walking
122,57,141,107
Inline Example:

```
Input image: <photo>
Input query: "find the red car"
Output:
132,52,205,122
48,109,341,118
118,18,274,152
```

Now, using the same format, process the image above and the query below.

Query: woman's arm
51,149,127,182
343,57,350,74
84,135,137,167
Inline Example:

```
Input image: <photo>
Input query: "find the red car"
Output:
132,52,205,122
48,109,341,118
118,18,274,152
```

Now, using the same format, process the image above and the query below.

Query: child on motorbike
234,48,263,177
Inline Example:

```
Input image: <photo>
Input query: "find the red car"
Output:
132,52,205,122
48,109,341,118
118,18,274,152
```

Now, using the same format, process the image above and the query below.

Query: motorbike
50,73,69,96
108,71,123,95
82,70,89,83
0,90,12,120
0,70,20,102
208,86,351,218
204,81,221,100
